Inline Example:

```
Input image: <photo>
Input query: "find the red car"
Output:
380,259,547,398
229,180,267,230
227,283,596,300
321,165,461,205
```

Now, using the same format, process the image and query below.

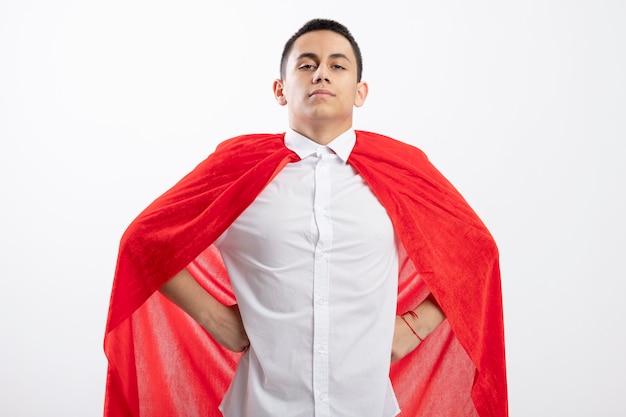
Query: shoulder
354,130,429,161
215,133,286,153
192,132,289,178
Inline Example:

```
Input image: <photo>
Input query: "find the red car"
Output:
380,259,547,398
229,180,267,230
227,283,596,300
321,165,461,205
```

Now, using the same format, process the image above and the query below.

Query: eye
298,64,317,70
332,64,346,70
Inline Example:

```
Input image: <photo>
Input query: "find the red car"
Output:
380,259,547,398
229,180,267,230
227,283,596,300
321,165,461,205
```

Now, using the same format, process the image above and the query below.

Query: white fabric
216,128,400,417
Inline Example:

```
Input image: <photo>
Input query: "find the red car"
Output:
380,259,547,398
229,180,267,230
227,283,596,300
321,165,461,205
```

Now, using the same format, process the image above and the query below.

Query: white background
1,1,624,416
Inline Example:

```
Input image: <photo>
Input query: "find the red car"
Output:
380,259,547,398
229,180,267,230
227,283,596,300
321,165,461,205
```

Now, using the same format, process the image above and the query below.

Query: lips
309,89,334,97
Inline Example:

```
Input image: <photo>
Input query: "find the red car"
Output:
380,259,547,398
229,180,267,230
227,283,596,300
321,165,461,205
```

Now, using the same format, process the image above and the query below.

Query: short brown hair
279,19,363,82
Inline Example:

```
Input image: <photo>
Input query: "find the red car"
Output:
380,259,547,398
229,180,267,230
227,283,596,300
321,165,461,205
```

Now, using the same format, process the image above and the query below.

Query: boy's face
274,30,368,131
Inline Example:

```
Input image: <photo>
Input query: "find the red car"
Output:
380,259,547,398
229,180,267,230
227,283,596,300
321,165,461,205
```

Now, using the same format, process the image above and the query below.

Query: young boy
104,18,508,417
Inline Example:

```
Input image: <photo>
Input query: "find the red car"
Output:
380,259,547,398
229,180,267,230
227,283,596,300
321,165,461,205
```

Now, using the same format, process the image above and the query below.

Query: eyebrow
296,52,352,62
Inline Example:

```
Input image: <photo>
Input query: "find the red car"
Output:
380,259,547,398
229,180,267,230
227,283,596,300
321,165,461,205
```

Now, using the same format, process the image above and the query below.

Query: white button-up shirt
216,129,400,417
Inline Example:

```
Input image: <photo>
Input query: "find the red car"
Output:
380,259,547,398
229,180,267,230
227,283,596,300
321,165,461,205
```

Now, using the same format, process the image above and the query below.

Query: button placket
312,152,332,416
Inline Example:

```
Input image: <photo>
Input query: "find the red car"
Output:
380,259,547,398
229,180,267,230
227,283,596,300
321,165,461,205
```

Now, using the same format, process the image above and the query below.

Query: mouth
309,89,334,97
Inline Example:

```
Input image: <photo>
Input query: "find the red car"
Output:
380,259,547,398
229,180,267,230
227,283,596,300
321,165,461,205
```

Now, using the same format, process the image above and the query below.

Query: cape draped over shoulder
104,131,508,417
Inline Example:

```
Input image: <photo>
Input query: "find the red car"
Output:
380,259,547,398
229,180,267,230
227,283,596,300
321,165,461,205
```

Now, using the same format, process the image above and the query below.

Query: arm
391,293,445,362
159,268,249,352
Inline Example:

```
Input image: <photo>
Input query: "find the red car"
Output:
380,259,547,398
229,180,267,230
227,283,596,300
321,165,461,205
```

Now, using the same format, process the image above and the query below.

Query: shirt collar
284,128,356,163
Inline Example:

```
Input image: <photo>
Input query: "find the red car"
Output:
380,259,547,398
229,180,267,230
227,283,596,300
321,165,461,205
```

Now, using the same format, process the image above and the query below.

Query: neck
290,120,353,146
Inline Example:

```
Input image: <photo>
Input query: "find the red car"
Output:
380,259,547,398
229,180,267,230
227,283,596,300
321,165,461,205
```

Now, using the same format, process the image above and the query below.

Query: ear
273,79,287,106
354,81,369,108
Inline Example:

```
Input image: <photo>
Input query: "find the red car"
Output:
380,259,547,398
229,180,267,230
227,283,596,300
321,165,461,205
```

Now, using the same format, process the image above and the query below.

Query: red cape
104,131,507,416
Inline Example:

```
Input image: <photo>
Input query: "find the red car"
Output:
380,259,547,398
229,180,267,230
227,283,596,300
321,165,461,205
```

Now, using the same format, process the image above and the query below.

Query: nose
313,66,329,83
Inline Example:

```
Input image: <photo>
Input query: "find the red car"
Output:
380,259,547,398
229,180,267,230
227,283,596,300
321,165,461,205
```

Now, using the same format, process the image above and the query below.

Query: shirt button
318,345,327,354
317,297,326,305
319,393,328,402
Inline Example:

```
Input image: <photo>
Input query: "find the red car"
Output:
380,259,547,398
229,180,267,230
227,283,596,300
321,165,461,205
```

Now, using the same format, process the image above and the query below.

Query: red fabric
104,131,508,416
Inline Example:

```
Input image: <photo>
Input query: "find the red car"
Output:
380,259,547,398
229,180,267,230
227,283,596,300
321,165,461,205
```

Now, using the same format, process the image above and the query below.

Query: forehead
289,30,355,61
